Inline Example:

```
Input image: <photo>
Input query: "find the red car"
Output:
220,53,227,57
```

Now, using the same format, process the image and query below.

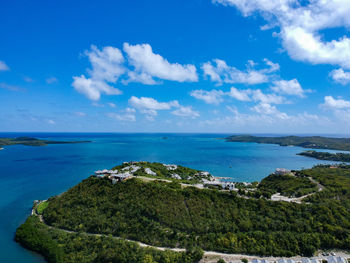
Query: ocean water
0,133,346,263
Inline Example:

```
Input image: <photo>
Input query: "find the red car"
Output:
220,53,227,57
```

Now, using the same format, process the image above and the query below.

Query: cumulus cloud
320,95,350,124
213,0,350,69
0,61,9,71
128,96,198,119
271,79,310,97
72,45,124,100
107,112,136,122
107,107,136,122
202,58,278,85
190,89,225,104
227,87,285,104
251,102,289,119
321,96,350,109
172,106,200,118
227,87,251,101
329,68,350,85
129,96,178,111
203,104,325,132
123,43,198,84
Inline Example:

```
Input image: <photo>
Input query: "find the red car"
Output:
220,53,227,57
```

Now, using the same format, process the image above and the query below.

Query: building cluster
274,168,292,175
93,167,137,183
163,164,178,170
251,256,348,263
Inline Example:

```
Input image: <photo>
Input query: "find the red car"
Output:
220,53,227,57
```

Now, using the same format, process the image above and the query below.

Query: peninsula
15,162,350,263
225,135,350,151
298,150,350,162
0,137,90,148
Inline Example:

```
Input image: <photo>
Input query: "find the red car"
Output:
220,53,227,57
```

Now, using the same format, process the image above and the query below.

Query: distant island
298,150,350,162
226,135,350,151
16,161,350,262
0,137,90,148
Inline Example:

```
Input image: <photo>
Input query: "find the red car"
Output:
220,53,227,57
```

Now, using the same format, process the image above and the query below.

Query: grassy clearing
36,201,49,214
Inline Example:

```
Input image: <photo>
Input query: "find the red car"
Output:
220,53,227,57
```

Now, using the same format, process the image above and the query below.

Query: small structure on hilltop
109,172,132,183
274,168,291,175
144,167,157,176
222,182,236,190
163,164,178,170
171,173,181,180
122,164,140,173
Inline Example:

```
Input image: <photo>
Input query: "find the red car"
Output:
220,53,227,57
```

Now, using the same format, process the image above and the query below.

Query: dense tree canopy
38,165,350,257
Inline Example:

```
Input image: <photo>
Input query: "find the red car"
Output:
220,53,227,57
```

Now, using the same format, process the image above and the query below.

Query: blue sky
1,0,350,133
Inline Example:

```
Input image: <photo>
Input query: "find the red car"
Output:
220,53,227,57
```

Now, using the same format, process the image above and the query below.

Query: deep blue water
0,133,347,263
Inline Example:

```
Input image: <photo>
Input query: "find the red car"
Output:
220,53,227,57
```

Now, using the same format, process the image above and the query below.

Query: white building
171,173,181,180
302,258,312,263
275,168,291,175
328,256,338,263
277,259,287,263
164,164,178,170
336,257,347,263
145,168,157,176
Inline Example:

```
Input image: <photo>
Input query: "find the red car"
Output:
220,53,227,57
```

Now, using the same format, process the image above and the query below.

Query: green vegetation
225,135,350,151
114,161,212,184
0,137,90,147
36,201,49,215
257,173,318,197
298,150,350,162
16,163,350,261
15,216,202,263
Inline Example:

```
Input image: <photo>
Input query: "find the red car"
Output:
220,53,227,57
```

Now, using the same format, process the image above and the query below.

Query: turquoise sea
0,133,347,263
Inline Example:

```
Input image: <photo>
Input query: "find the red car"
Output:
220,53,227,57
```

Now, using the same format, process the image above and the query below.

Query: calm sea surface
0,133,347,262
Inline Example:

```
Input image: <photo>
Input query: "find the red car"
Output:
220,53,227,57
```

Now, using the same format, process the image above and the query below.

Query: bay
0,133,345,263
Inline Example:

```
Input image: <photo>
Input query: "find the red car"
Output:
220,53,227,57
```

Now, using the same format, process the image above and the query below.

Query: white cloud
92,102,104,107
203,104,326,131
251,102,289,119
46,77,58,84
108,102,117,108
213,0,350,69
271,79,309,97
0,61,9,71
128,96,198,119
72,75,122,100
202,59,274,85
72,45,124,100
190,89,224,104
263,58,280,73
227,87,285,104
107,111,136,122
329,68,350,85
172,106,200,118
321,96,350,109
320,95,350,124
227,87,251,101
0,83,21,91
129,96,178,111
251,89,285,104
123,43,198,84
47,119,55,125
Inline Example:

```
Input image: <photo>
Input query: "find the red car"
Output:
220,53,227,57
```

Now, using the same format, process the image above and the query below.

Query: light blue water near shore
0,133,348,263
